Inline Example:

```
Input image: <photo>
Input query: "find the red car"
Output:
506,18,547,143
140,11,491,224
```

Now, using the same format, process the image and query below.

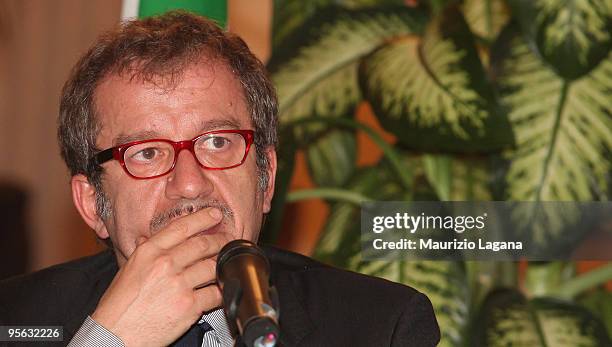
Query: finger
182,258,217,289
192,284,223,315
170,231,232,268
150,207,222,250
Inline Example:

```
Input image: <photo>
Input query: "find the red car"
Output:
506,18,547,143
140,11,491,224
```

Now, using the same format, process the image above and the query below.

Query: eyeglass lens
123,132,247,178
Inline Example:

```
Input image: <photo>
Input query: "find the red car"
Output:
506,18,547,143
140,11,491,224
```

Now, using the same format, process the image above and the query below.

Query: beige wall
0,0,124,270
0,0,272,271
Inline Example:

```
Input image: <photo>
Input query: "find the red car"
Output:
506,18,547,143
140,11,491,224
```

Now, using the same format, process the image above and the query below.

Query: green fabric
138,0,227,28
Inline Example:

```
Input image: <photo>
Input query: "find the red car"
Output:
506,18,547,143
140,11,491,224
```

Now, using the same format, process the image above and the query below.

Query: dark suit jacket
0,246,440,346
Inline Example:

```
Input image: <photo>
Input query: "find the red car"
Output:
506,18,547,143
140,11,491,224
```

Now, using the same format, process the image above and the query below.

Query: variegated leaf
272,0,407,49
313,163,468,347
361,6,513,152
493,24,612,251
272,0,330,49
474,289,612,346
509,0,612,80
269,6,427,143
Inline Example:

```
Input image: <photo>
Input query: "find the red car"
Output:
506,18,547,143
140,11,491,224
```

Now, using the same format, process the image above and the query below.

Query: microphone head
216,239,268,280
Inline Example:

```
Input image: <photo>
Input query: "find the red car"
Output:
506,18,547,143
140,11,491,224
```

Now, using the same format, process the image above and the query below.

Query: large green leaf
268,6,427,143
361,6,514,152
313,162,469,347
272,0,407,49
493,23,612,251
272,0,330,49
509,0,612,80
473,288,612,346
306,129,356,187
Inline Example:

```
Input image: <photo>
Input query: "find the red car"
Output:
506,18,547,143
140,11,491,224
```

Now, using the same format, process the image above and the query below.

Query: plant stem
284,117,413,190
287,188,371,205
553,263,612,300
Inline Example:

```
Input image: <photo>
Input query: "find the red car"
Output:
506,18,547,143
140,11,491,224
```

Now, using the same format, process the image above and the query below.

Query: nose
165,149,214,200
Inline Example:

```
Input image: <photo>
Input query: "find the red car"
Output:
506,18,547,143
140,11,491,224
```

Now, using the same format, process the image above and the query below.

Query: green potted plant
265,1,612,345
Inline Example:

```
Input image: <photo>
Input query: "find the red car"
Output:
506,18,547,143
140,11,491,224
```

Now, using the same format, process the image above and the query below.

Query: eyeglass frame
89,129,255,180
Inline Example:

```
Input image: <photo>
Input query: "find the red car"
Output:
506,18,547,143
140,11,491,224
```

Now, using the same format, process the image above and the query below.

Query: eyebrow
113,131,160,146
112,117,244,146
198,118,242,132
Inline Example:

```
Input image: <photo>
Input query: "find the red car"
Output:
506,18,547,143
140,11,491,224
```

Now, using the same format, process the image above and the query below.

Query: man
0,11,440,347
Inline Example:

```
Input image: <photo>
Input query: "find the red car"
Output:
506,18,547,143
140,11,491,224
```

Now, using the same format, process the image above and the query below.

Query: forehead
93,61,250,146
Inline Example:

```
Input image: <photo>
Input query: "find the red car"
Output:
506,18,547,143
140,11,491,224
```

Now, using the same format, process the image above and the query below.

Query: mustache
149,199,233,232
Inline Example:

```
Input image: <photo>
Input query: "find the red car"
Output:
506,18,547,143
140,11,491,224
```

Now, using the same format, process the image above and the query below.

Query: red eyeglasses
90,129,254,179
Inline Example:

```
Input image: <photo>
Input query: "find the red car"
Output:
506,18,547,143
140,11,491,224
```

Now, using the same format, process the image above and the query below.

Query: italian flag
121,0,227,27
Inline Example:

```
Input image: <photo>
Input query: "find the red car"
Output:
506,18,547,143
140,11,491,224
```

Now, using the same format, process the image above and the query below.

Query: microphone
216,239,280,347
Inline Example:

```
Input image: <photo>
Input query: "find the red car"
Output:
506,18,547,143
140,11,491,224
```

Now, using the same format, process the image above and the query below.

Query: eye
137,148,157,159
130,146,164,162
201,135,232,151
212,136,229,148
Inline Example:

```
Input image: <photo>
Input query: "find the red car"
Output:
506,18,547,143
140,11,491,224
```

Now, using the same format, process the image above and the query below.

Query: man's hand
91,207,230,347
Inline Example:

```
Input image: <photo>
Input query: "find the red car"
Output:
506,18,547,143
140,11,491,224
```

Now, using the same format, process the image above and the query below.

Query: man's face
88,62,276,266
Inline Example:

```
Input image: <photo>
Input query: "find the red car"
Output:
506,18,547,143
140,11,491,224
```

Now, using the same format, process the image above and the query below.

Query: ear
262,147,277,214
71,174,109,240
